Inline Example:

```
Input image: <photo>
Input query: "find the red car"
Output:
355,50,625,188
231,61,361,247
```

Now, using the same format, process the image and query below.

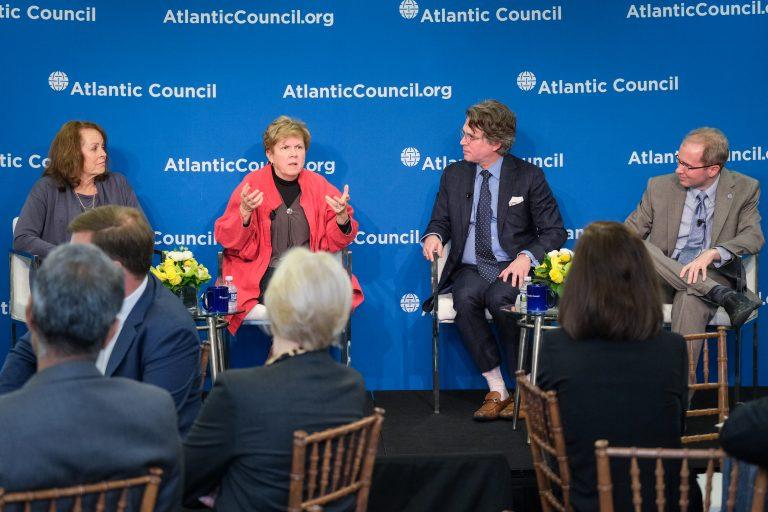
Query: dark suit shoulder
218,352,364,402
442,159,475,176
142,279,198,333
503,154,542,175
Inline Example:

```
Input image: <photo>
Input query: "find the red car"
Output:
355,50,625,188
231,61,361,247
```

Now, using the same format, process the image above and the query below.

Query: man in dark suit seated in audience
0,205,201,436
0,243,182,511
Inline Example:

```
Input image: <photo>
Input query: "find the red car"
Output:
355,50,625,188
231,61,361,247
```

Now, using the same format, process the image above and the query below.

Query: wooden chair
287,408,384,512
594,441,768,512
516,370,572,512
663,255,759,403
0,468,163,511
682,327,728,444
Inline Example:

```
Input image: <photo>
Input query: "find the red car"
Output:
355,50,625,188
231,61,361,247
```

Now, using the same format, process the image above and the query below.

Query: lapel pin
727,193,733,199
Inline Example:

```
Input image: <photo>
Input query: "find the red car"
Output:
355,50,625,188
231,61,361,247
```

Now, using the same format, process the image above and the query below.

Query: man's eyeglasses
676,155,718,171
460,130,483,142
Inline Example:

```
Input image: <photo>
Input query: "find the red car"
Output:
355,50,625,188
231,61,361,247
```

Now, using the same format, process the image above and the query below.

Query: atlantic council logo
48,71,69,91
46,71,218,100
516,69,680,95
399,0,419,19
517,71,536,91
400,147,421,167
400,293,420,313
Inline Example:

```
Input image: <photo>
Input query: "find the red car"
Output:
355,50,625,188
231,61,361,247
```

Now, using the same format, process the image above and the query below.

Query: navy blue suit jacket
0,275,201,436
0,360,182,511
423,155,567,310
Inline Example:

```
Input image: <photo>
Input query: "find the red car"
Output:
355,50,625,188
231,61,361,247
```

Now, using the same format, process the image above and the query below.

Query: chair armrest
341,247,352,276
9,249,41,268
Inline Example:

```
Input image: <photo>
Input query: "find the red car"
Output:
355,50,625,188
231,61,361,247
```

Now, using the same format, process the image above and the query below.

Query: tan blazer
626,168,764,258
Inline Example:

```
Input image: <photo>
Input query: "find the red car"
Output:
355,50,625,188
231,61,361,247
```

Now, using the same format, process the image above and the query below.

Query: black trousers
451,264,521,374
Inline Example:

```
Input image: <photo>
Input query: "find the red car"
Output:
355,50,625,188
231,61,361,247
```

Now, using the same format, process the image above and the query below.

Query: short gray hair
265,248,351,350
684,127,729,168
31,244,124,357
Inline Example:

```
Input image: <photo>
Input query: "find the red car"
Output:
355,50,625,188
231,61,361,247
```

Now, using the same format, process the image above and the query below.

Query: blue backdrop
1,0,766,390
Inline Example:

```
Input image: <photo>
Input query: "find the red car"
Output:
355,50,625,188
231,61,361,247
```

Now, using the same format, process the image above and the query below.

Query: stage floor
370,389,533,471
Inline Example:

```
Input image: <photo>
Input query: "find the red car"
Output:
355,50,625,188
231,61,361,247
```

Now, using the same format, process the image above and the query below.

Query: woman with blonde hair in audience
183,247,366,511
537,221,692,511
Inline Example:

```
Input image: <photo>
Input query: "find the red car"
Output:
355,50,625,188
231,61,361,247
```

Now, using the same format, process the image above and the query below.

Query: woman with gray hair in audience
183,247,366,512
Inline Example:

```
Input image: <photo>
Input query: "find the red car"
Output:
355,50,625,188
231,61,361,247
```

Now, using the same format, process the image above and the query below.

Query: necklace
73,190,97,212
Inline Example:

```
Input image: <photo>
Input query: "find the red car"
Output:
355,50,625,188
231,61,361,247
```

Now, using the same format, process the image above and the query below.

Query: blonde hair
265,248,351,350
262,115,311,152
684,127,729,168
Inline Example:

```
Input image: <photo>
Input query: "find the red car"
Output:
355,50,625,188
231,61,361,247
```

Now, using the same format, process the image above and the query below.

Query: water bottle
519,276,532,312
225,275,237,313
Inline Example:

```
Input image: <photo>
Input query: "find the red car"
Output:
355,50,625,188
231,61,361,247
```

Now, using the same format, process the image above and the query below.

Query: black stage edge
367,390,534,512
366,388,768,512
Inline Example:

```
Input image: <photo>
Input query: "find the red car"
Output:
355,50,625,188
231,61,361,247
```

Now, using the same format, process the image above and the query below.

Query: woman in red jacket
214,115,362,333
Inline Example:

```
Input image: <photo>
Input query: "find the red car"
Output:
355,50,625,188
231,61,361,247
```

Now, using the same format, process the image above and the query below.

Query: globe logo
400,147,421,167
517,71,537,92
48,71,69,92
399,0,419,19
400,293,420,313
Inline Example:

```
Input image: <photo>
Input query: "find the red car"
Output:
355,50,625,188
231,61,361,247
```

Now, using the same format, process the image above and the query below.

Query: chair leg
753,317,760,399
432,317,440,414
734,327,742,404
512,326,528,431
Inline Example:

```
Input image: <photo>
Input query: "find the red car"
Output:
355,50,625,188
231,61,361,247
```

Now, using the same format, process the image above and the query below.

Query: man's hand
679,248,720,284
422,235,443,262
499,253,532,288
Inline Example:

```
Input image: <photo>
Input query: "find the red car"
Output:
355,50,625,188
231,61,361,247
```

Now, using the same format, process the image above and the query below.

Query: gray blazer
626,168,764,259
0,361,182,512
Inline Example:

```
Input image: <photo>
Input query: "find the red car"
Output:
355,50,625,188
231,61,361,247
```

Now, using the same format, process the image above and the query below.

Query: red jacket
214,164,363,333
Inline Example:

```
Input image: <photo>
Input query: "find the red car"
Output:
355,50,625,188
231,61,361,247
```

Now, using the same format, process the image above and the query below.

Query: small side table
192,309,244,382
500,305,559,430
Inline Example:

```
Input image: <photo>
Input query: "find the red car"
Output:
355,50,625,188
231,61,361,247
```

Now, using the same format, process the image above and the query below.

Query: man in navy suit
0,206,201,436
422,100,566,420
0,243,182,511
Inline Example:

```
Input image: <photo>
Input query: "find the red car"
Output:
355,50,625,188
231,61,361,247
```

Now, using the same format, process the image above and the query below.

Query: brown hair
465,99,517,154
558,221,662,341
684,127,729,168
263,115,311,152
43,120,109,190
68,206,154,277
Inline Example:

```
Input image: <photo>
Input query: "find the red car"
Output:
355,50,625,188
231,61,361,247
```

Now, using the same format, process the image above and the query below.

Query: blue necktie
475,170,498,282
677,191,707,265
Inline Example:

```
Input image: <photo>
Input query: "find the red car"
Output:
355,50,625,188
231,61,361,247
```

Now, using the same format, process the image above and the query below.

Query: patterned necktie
475,169,498,282
677,191,707,265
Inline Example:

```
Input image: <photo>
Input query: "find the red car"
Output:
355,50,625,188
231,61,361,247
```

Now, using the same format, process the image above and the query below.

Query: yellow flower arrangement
150,247,211,294
533,248,573,297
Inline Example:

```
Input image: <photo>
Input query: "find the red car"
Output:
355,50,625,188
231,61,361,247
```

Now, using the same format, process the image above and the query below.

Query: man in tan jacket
626,127,763,362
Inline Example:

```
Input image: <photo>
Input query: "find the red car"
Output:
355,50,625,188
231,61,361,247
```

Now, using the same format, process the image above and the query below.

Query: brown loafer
473,391,512,421
499,400,525,420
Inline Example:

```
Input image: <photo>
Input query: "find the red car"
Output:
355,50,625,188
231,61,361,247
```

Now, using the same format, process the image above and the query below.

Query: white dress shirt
95,276,148,374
